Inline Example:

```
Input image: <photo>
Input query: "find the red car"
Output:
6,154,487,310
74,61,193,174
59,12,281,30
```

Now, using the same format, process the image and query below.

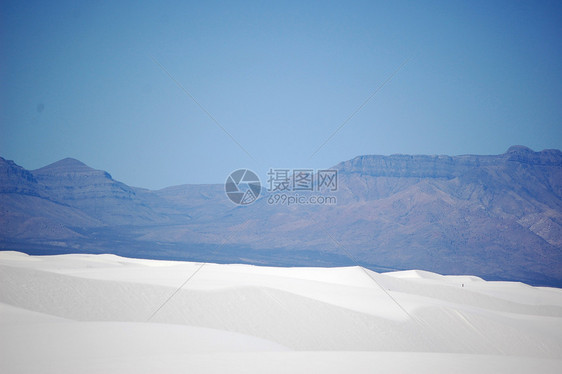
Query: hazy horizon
2,144,557,190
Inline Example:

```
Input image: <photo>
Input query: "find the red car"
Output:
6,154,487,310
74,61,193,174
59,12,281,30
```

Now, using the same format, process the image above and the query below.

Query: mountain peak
0,156,41,195
504,145,562,165
33,158,95,175
506,145,534,154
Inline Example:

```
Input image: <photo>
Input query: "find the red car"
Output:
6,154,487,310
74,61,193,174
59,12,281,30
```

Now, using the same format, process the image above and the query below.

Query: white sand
1,251,561,373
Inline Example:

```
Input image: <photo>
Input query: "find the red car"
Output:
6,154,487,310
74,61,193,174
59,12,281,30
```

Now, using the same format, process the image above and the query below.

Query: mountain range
1,145,561,286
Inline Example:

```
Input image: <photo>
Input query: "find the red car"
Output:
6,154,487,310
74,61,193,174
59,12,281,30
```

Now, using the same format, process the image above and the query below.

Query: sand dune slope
1,251,561,373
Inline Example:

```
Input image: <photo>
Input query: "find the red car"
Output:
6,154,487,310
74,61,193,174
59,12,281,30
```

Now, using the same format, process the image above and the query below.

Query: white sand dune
1,251,561,373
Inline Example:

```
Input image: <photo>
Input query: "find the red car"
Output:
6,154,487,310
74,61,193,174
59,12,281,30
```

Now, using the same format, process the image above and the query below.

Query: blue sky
1,0,561,189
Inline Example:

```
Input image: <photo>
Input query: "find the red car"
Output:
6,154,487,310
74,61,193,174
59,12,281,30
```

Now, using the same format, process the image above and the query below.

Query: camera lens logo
225,169,261,205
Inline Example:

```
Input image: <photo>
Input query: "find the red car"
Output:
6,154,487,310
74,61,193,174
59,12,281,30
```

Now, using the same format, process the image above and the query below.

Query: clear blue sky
1,0,561,189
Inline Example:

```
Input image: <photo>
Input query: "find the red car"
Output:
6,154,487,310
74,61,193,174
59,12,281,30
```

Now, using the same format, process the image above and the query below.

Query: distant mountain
324,146,562,284
0,157,43,196
31,158,169,225
0,157,100,243
1,146,561,286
